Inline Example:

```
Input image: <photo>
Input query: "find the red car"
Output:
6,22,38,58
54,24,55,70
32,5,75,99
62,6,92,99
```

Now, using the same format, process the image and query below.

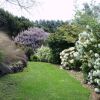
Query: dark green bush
73,59,82,70
68,60,82,70
25,48,34,61
47,32,74,64
30,55,39,61
81,63,91,83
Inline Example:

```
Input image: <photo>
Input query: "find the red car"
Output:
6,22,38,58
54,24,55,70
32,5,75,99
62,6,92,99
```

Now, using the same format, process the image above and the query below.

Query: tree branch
5,0,36,9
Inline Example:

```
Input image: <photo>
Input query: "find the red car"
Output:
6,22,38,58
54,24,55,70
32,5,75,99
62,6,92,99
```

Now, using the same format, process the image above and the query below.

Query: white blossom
96,70,100,77
69,59,74,64
96,79,100,86
95,53,99,58
79,31,88,37
95,88,100,93
93,71,97,77
94,65,99,69
98,44,100,48
89,50,93,53
75,29,100,92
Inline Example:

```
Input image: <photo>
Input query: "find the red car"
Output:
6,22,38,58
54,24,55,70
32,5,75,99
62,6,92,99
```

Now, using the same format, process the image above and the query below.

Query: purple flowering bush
14,27,49,50
14,27,49,60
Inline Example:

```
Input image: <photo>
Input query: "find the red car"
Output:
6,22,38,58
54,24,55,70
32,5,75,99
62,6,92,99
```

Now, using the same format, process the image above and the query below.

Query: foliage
60,47,81,70
0,8,34,37
25,47,34,61
47,24,78,64
0,8,70,37
32,46,52,62
15,27,49,50
30,55,39,61
81,63,91,82
34,20,65,33
48,33,70,64
0,32,27,75
0,32,26,64
15,27,49,60
75,28,100,93
72,2,100,93
56,23,82,42
0,51,4,63
74,2,100,30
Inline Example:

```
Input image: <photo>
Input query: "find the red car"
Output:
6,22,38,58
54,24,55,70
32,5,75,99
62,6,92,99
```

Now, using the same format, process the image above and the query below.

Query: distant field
0,62,90,100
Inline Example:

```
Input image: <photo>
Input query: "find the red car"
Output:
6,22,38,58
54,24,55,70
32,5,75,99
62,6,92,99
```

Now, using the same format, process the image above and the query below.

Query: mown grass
0,62,90,100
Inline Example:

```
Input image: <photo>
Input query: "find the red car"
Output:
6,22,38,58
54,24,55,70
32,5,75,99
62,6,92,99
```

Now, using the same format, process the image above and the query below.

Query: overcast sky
0,0,100,21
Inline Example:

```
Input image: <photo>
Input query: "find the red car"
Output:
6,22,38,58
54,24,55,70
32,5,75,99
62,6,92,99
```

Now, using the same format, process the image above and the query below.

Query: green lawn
0,62,90,100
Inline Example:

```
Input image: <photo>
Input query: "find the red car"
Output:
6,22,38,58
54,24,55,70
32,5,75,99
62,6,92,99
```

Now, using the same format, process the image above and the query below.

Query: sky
0,0,100,21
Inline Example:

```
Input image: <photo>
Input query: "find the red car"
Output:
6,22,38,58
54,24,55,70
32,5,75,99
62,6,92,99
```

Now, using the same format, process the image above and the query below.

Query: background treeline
0,8,68,37
0,9,34,37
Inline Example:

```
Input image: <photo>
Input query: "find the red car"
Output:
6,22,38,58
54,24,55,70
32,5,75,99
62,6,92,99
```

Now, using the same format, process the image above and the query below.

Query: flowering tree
15,27,49,50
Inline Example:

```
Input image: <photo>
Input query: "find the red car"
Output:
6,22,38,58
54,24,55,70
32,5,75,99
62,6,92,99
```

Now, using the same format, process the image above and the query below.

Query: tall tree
0,8,34,37
73,2,100,29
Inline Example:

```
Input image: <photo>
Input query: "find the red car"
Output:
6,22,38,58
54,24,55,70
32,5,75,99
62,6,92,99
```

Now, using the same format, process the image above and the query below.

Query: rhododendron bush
60,47,81,70
60,47,74,69
60,26,100,93
75,27,100,93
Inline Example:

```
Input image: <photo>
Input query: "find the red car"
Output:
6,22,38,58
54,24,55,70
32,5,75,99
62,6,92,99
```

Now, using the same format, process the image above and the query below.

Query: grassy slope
0,62,90,100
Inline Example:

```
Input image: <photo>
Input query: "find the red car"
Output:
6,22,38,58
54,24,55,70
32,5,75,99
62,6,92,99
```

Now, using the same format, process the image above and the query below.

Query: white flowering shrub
75,28,100,93
32,46,52,62
60,47,81,70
